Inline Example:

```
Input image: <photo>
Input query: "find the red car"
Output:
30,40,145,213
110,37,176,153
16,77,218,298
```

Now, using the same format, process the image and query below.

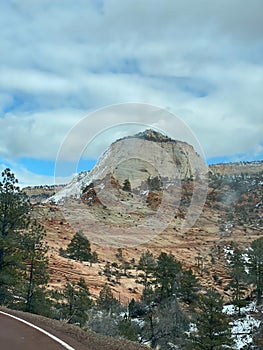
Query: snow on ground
223,302,261,349
231,314,260,349
224,246,234,264
223,302,258,316
223,245,251,274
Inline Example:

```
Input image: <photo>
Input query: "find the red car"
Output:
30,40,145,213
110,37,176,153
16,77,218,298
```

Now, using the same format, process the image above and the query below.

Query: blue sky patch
19,158,56,176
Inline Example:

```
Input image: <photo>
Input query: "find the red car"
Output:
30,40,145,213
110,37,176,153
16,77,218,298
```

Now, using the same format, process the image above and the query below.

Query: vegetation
153,252,182,301
179,268,199,304
1,168,263,349
97,284,119,313
147,176,162,191
0,168,30,305
226,246,247,314
137,249,156,287
59,231,98,264
122,179,131,192
188,289,234,349
21,220,50,315
54,278,93,327
141,297,188,348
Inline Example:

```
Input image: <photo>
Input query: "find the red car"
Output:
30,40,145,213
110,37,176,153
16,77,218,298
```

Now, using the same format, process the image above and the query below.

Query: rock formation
49,129,207,204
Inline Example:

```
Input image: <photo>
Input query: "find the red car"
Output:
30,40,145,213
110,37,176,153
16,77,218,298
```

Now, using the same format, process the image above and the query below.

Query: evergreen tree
116,247,123,261
154,252,182,301
141,285,156,305
97,284,119,313
66,231,92,262
21,220,50,315
227,247,247,314
137,250,156,288
179,268,199,304
103,261,112,279
247,237,263,305
0,168,30,305
0,168,30,236
89,251,98,266
57,278,93,327
118,317,138,341
122,179,131,192
188,289,234,350
147,176,162,191
141,297,188,349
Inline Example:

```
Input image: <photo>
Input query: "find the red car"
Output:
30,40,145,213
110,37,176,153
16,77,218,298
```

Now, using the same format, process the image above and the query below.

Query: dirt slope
0,307,148,350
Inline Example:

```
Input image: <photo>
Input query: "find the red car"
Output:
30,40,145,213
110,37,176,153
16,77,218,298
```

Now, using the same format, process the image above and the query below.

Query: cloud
0,109,84,159
0,0,263,184
0,160,71,187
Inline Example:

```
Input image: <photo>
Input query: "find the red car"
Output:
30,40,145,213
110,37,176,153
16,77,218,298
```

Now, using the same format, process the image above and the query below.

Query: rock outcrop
49,129,207,203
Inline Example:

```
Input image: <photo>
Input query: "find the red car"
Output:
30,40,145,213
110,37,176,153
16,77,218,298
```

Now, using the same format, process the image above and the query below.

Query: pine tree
118,317,138,341
179,268,199,304
89,251,98,266
154,252,182,301
57,278,93,327
247,237,263,305
121,260,130,276
147,176,162,191
66,231,92,262
188,289,234,350
122,179,131,192
21,220,50,315
141,285,156,305
141,297,188,349
97,284,119,313
116,247,123,261
0,168,30,305
137,250,156,288
227,247,247,314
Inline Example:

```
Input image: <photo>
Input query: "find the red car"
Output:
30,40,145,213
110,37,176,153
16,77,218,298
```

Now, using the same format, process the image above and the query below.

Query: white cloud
0,161,71,187
0,109,85,159
0,68,73,95
0,0,262,179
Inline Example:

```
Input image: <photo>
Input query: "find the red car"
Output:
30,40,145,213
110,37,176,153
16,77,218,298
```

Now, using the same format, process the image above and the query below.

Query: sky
0,0,263,186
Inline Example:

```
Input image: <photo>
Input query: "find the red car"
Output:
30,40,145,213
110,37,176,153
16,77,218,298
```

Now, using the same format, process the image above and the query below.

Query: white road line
0,311,75,350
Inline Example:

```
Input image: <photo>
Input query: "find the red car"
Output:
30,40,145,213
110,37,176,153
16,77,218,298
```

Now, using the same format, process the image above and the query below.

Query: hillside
49,129,206,204
0,307,148,350
25,130,263,304
33,170,261,300
21,131,263,349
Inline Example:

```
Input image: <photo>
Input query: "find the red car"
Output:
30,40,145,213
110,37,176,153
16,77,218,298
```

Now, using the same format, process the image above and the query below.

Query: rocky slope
26,130,263,304
210,160,263,176
49,129,207,203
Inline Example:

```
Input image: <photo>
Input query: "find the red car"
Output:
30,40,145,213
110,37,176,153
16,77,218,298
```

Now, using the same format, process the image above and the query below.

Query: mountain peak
117,129,174,142
133,129,173,142
114,129,173,144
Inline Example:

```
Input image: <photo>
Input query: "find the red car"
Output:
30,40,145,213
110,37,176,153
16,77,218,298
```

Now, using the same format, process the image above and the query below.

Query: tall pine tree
227,247,247,314
97,284,119,313
188,289,234,350
65,231,92,262
0,168,30,305
56,278,93,327
247,237,263,305
21,220,50,315
154,252,182,301
137,250,156,288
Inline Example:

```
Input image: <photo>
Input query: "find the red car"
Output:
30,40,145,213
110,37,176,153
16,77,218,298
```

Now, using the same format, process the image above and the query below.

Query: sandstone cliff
50,129,207,203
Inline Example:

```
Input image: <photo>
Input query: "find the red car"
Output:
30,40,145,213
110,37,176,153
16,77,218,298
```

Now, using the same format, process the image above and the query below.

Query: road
0,311,75,350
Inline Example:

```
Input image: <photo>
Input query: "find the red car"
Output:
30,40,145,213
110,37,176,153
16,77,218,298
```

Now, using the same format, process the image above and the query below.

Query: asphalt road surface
0,312,75,350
